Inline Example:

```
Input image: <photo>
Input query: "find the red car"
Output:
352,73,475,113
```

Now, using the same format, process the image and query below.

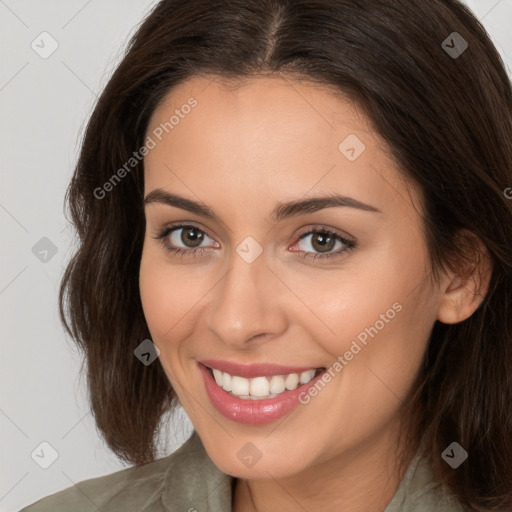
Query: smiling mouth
204,365,325,400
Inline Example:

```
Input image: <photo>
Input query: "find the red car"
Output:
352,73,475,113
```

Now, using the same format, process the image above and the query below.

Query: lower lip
198,363,325,425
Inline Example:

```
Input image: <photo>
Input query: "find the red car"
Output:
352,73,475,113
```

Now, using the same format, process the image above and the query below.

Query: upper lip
199,359,323,378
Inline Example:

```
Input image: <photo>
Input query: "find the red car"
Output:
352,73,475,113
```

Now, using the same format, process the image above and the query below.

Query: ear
437,230,493,325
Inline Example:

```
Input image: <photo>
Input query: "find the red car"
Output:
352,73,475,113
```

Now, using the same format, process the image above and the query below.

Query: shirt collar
161,430,233,511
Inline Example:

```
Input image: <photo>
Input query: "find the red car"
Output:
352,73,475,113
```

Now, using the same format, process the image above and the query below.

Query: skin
139,74,490,512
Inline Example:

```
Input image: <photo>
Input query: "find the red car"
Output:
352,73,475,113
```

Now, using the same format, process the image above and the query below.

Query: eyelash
153,223,357,262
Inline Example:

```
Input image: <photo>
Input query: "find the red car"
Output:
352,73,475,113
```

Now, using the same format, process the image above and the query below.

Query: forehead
147,74,375,146
143,74,417,219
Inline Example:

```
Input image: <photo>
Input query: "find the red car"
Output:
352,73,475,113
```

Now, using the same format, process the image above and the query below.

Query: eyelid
294,224,355,243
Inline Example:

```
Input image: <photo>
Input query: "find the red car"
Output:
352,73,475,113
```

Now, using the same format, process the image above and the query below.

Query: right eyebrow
144,189,215,218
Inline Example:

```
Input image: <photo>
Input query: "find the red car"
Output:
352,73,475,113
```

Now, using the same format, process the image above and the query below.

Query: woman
20,0,512,511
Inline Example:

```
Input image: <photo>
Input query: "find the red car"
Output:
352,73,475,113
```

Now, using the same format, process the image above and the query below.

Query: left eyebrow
143,189,382,220
270,194,382,221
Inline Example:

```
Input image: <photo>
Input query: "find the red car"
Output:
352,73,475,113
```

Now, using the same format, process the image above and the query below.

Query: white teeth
222,372,232,392
231,376,249,396
299,369,316,385
212,368,223,386
284,373,299,391
250,377,270,397
269,375,286,394
209,368,319,399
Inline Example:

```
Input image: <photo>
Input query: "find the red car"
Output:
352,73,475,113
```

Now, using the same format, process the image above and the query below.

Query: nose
205,247,288,348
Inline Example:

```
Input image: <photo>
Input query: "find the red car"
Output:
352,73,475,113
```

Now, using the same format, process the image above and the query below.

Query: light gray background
1,1,511,510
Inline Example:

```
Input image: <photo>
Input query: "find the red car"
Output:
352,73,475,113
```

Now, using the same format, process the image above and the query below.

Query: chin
203,439,311,480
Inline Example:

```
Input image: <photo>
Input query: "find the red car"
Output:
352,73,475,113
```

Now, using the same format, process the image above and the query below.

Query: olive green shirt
20,431,464,511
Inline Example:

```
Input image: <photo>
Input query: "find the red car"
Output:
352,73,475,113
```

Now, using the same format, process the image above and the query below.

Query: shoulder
18,451,174,512
18,431,232,512
384,452,466,512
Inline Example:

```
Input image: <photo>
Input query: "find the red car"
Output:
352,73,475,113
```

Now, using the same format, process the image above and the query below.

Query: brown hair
59,0,512,509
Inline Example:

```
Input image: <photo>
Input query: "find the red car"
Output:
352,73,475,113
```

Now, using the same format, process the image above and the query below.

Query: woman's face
139,75,444,478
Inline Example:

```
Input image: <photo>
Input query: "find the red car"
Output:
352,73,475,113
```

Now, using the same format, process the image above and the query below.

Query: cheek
139,245,203,346
139,250,169,337
277,261,412,355
300,236,435,391
139,249,205,391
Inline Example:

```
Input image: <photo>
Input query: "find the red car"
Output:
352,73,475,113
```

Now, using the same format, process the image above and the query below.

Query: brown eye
297,230,343,254
155,223,220,257
180,227,205,247
292,228,356,261
310,232,336,253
